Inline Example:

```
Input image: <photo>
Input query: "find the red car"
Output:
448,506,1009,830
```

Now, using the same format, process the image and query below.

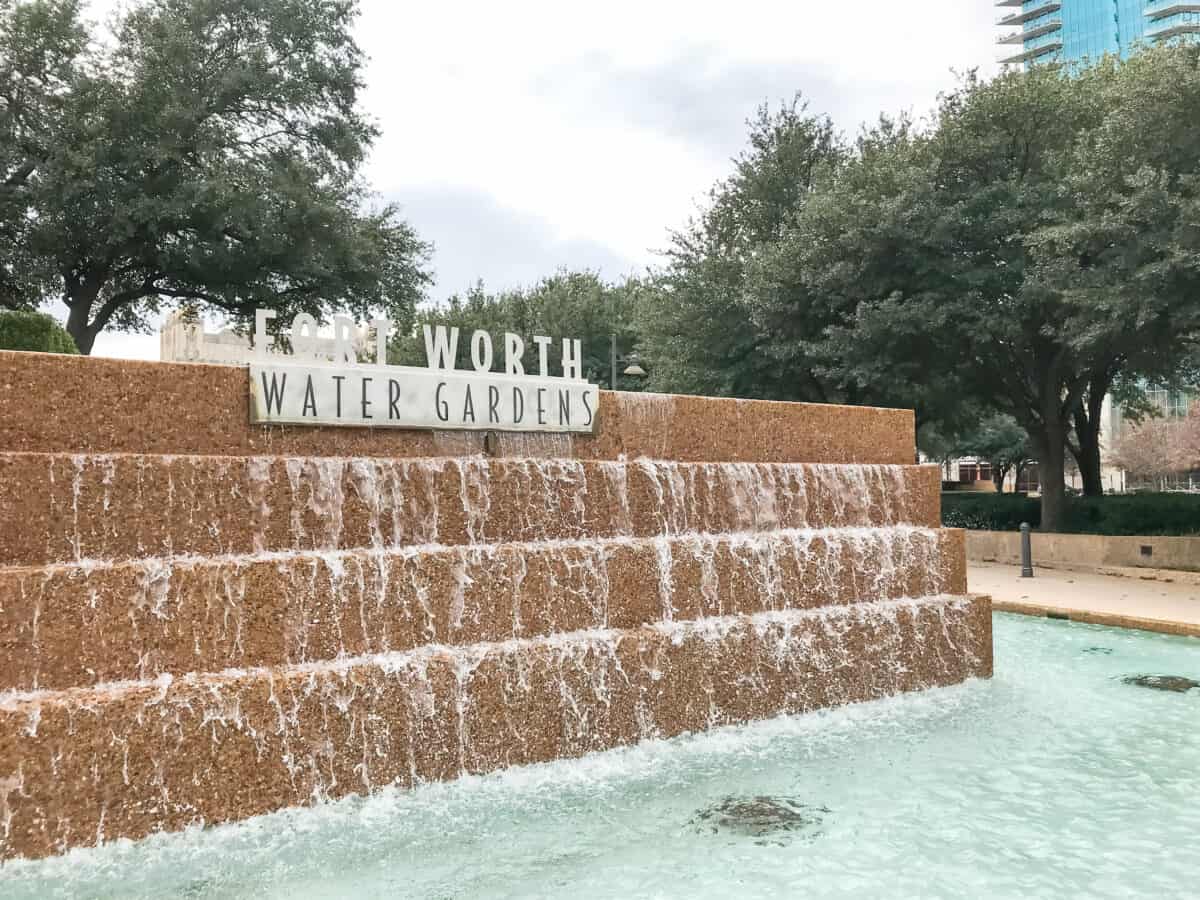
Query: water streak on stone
17,454,935,566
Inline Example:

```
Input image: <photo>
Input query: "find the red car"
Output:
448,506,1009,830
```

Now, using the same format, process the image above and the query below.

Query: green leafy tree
0,309,77,352
752,48,1200,531
638,99,977,447
954,415,1035,493
1047,48,1200,496
638,98,845,400
915,421,961,468
747,115,978,435
0,0,429,354
0,0,87,309
391,271,650,390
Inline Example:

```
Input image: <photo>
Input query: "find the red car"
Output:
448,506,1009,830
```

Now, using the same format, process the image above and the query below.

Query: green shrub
1063,494,1200,536
0,310,78,354
942,493,1041,531
942,492,1200,536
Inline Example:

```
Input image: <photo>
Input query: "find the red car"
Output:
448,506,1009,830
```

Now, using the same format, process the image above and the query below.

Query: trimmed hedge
0,310,78,354
942,493,1041,532
942,491,1200,536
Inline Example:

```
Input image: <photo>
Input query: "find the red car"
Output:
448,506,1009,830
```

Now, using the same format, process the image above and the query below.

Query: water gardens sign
247,310,598,433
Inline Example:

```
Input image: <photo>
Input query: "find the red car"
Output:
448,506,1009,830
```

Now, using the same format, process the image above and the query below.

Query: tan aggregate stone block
0,452,942,566
0,528,965,691
583,392,917,465
0,352,915,463
0,352,982,867
0,595,991,861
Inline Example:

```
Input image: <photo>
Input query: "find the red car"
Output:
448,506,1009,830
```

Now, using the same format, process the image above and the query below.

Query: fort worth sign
248,310,598,433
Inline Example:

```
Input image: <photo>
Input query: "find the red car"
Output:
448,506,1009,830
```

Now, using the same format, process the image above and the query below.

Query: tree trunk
992,464,1010,494
1070,375,1111,498
64,292,97,355
1072,429,1103,496
1070,399,1104,497
1038,431,1067,532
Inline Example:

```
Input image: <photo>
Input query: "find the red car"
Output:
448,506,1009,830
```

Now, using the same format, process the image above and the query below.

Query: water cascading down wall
0,351,992,860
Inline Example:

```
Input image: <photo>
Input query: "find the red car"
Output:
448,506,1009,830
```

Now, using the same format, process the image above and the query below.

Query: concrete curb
992,599,1200,639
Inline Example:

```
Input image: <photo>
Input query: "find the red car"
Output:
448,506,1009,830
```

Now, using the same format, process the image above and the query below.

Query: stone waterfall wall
0,352,991,860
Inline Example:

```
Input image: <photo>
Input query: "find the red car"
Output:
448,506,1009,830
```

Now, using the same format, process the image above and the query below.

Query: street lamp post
609,334,646,390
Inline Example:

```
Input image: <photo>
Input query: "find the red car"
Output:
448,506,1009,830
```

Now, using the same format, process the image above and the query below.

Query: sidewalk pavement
969,561,1200,638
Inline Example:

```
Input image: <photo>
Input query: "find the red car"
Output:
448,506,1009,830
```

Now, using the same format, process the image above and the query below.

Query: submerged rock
1082,646,1113,655
691,795,829,843
1122,674,1200,693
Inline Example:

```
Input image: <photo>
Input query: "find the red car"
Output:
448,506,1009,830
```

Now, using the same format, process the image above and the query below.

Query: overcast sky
82,0,1000,359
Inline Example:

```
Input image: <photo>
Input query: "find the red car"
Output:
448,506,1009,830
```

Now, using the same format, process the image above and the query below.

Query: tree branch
149,285,224,303
88,276,160,334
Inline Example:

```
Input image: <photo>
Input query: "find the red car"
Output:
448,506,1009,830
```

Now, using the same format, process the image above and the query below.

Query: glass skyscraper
996,0,1200,66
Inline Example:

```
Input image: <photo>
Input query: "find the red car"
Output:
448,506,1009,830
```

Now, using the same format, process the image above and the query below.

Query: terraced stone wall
0,351,991,859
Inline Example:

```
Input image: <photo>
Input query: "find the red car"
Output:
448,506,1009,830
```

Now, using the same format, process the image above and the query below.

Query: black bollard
1020,522,1034,578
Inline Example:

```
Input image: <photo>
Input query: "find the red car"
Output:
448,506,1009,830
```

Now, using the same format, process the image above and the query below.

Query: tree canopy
637,99,845,401
637,99,980,443
780,47,1200,530
639,45,1200,530
952,414,1034,494
0,0,430,353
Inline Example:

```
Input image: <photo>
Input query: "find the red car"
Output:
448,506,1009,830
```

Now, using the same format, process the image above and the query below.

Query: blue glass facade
996,0,1200,67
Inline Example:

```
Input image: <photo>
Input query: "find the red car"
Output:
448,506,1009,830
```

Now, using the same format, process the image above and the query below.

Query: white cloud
361,1,999,265
390,185,641,300
72,0,1000,360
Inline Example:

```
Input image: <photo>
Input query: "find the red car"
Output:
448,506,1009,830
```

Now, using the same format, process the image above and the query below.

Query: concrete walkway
969,561,1200,638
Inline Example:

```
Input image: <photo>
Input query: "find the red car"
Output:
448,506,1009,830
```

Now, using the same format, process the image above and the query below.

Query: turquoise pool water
4,613,1199,899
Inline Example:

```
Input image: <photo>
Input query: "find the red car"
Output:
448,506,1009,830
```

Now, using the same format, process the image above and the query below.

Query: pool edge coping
992,600,1200,639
